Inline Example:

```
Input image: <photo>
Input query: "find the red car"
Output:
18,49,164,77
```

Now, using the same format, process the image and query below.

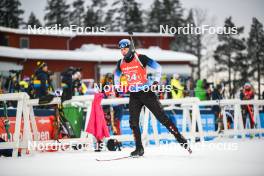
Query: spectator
33,62,53,98
4,70,21,93
72,70,87,96
195,79,207,101
61,67,83,102
186,77,195,97
240,82,255,129
0,75,5,94
211,84,224,132
159,74,169,99
203,79,212,100
102,73,123,135
170,74,184,99
262,91,264,111
19,76,30,93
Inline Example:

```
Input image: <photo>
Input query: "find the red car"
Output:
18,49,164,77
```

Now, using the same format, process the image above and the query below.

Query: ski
95,155,140,162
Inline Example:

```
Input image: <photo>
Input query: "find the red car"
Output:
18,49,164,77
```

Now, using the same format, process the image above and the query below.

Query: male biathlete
114,39,192,157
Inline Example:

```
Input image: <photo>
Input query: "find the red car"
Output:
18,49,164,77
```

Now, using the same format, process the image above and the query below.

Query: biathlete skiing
114,37,192,157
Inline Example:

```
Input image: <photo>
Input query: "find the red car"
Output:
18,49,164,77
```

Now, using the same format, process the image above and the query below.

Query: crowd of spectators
0,66,262,135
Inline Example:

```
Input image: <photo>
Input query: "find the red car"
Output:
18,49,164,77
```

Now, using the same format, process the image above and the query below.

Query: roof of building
0,26,174,37
0,44,197,62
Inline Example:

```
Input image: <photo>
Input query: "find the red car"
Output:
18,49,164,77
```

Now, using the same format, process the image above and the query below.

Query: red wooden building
0,26,197,83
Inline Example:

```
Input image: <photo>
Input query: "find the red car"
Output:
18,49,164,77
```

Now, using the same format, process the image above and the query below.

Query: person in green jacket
195,79,207,101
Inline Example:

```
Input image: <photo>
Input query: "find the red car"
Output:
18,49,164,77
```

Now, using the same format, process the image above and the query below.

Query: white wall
98,63,192,76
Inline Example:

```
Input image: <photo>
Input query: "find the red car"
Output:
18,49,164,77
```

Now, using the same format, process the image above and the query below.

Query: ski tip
95,155,142,162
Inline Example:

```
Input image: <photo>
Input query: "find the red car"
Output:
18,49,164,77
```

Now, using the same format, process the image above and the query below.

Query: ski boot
130,145,144,157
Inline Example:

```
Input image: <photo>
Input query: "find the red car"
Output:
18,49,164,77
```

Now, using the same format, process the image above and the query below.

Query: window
0,34,9,46
20,37,29,48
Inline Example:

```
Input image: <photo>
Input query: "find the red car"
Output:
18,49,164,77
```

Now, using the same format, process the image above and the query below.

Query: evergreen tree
0,0,24,28
104,9,116,31
125,1,143,32
84,6,98,27
44,0,70,27
147,0,184,32
105,0,143,32
214,17,246,98
172,8,204,79
177,9,196,54
104,1,122,31
26,12,42,28
232,51,250,93
187,9,203,79
70,0,85,26
162,0,183,27
147,0,164,32
84,0,107,27
147,0,186,56
247,17,264,98
182,9,201,78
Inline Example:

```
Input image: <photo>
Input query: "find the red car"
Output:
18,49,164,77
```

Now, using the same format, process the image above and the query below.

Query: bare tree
188,7,218,80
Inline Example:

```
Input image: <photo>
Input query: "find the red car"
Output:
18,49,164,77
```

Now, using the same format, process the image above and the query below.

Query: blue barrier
119,109,217,137
156,110,215,134
0,109,56,116
260,113,264,128
2,108,263,143
120,111,131,135
120,109,217,143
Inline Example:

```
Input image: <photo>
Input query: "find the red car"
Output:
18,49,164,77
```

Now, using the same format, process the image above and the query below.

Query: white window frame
19,37,29,48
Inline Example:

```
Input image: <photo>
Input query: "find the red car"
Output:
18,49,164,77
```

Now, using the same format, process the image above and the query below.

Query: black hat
37,61,47,69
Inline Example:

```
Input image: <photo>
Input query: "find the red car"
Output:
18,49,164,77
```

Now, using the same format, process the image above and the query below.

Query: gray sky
20,0,264,35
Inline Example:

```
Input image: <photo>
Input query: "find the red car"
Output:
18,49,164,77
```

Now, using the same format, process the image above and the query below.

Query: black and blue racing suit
114,54,189,150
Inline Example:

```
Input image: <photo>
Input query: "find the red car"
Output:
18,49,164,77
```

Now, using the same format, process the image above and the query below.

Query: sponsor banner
0,116,55,142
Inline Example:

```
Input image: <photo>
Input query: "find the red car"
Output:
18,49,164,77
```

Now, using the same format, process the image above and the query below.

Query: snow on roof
0,44,197,62
0,26,174,37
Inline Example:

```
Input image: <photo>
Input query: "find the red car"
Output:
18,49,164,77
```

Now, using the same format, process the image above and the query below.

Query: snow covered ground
1,139,264,176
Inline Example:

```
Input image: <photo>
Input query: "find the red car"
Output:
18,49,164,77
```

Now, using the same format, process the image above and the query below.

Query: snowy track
1,139,264,176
